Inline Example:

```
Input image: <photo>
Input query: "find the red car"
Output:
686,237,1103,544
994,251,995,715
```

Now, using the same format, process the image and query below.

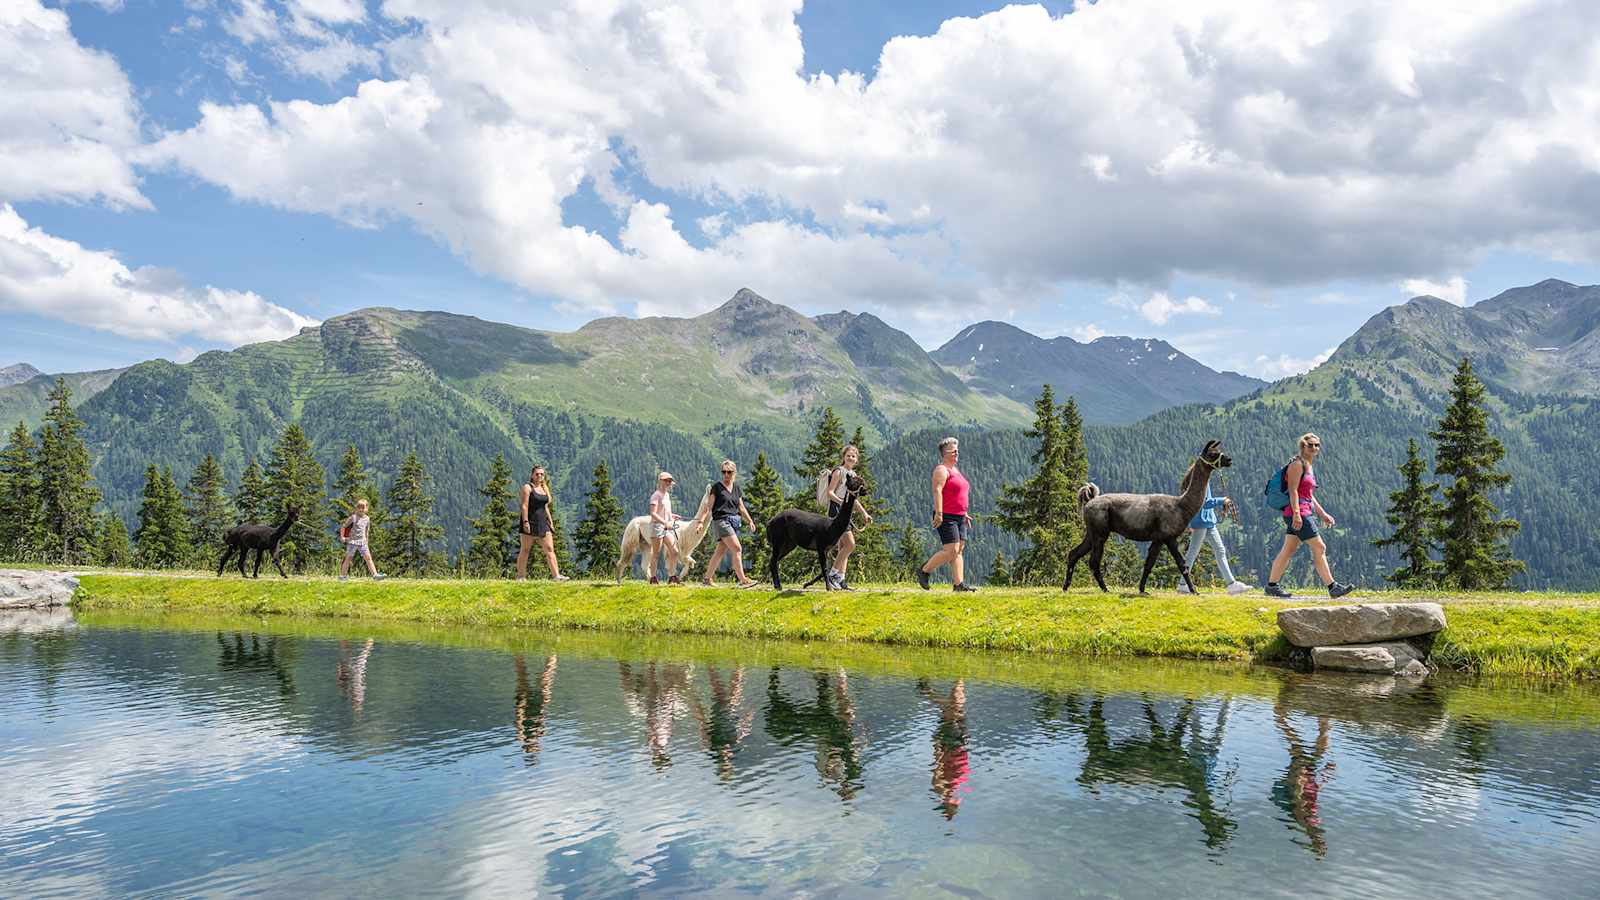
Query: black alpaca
217,506,301,578
1064,441,1232,595
765,473,866,591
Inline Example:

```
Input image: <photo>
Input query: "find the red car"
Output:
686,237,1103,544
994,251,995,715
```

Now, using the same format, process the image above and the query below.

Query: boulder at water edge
0,569,80,609
1310,642,1429,676
1277,602,1446,648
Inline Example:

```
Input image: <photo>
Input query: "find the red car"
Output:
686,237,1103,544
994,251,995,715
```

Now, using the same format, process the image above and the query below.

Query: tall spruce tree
573,459,624,576
37,378,100,563
135,465,187,568
1372,439,1443,588
988,551,1013,587
98,513,131,567
467,453,518,577
184,453,233,563
1430,358,1524,589
793,406,848,508
233,458,270,524
741,452,785,580
386,450,443,577
265,424,330,571
0,420,42,558
994,385,1082,585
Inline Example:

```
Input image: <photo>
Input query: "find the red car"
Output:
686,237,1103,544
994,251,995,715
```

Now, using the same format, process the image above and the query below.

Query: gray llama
1063,440,1233,595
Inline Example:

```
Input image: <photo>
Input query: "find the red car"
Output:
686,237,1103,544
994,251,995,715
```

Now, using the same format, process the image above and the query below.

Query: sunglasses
1308,443,1322,449
721,469,735,475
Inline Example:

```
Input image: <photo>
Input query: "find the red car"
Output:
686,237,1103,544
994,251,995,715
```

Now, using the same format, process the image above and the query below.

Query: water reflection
337,638,374,714
215,631,296,698
766,667,866,801
1272,702,1334,857
918,678,971,820
688,666,752,780
514,654,557,764
619,661,693,769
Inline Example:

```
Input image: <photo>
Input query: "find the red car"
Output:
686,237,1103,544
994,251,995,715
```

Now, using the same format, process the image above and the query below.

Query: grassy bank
71,575,1600,679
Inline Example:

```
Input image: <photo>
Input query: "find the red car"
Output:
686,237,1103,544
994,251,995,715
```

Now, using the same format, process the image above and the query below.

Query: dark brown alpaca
1064,441,1232,595
765,473,866,590
217,506,301,578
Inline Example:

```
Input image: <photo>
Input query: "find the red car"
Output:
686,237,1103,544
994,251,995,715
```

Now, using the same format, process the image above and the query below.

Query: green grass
70,575,1600,679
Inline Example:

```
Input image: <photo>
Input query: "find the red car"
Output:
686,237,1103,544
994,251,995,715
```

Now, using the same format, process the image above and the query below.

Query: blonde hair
1298,433,1320,456
721,458,736,471
840,445,859,464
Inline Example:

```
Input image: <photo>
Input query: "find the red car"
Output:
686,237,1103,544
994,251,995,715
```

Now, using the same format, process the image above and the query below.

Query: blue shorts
936,513,971,545
1286,515,1320,541
715,516,742,539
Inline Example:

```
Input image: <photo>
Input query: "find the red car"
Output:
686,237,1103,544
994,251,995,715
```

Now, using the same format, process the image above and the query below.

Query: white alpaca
615,489,712,582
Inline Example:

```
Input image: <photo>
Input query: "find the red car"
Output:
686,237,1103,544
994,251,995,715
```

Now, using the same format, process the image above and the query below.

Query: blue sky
5,0,1599,378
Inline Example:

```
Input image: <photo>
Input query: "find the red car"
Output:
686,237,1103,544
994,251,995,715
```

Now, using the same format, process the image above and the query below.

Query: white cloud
1070,323,1106,341
0,0,146,207
220,0,377,81
1400,275,1469,306
1253,346,1336,379
1129,291,1219,325
0,204,317,345
145,0,1600,325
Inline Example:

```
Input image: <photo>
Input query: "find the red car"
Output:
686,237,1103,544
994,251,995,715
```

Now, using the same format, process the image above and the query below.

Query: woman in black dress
517,465,569,581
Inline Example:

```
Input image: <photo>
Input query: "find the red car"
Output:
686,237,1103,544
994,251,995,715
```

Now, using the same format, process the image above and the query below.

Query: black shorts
936,513,971,545
1285,515,1319,541
523,516,551,538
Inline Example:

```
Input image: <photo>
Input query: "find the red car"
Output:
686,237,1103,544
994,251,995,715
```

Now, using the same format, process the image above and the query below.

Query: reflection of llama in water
335,639,374,714
688,666,755,781
1273,702,1335,858
619,661,693,769
1042,693,1237,851
765,668,865,800
514,654,558,764
918,678,971,820
215,631,297,698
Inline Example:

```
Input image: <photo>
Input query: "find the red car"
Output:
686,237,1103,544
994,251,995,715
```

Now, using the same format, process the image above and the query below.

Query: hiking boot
1226,580,1252,595
1327,581,1355,599
1264,583,1293,599
953,582,977,593
918,570,931,591
649,576,660,585
668,575,681,586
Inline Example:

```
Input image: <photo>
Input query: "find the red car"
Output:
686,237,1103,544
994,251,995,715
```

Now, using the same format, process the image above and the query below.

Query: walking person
1266,433,1354,599
919,436,976,592
338,498,384,581
517,465,569,581
822,445,873,591
702,460,759,588
645,471,682,585
1177,480,1252,594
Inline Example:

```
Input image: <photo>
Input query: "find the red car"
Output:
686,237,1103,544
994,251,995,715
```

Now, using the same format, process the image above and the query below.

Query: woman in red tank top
1265,433,1353,599
919,436,977,592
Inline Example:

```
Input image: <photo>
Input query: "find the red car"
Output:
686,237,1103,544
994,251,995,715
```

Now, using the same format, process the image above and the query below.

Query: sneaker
338,575,349,582
837,577,856,592
554,574,571,582
1175,582,1193,594
1226,581,1252,595
1328,581,1355,599
373,573,386,581
918,570,931,591
701,577,715,586
649,576,660,585
953,582,977,593
1264,583,1293,599
668,575,681,586
737,580,760,589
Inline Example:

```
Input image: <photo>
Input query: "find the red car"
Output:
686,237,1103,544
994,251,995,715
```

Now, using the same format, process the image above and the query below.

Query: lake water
3,609,1598,898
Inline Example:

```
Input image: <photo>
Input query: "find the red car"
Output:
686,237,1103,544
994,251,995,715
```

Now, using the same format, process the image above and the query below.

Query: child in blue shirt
1177,484,1252,594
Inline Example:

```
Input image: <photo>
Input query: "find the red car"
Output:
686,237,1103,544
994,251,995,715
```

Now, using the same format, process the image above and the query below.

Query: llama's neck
826,494,857,542
1178,463,1214,519
272,517,296,541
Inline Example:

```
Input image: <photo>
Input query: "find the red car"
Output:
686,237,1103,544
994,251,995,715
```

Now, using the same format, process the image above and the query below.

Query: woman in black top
517,465,569,581
701,459,758,587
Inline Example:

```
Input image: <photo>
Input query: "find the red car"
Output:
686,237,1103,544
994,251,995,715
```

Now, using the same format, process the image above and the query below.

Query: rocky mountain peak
0,363,43,387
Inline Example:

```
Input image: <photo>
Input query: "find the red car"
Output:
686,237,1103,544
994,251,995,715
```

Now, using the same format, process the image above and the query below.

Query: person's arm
827,468,845,505
1313,495,1334,526
930,465,949,527
520,486,531,527
739,497,755,529
544,491,556,529
1204,496,1226,510
1285,461,1304,525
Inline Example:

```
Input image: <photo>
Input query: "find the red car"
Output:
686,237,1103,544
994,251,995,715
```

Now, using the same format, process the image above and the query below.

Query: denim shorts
936,513,971,545
651,522,679,540
1286,515,1320,541
715,516,742,539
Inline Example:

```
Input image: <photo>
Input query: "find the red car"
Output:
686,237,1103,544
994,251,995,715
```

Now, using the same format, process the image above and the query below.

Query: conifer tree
793,407,847,508
386,450,443,577
98,513,131,567
573,459,624,576
1372,439,1442,588
37,378,100,563
1430,358,1524,589
0,420,42,558
467,453,518,577
184,453,232,563
892,519,925,583
741,452,785,579
988,551,1012,587
265,424,329,571
135,465,187,568
994,385,1082,584
233,458,270,524
843,425,892,581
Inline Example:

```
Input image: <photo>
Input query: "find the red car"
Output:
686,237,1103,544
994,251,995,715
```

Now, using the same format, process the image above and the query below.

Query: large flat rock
1277,602,1445,647
0,569,80,609
1311,642,1428,675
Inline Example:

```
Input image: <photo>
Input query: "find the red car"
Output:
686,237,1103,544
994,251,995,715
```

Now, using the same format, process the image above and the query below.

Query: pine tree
892,519,926,583
994,385,1082,585
989,551,1012,587
467,453,518,577
1430,358,1524,589
1372,439,1442,588
386,450,443,577
37,378,100,563
793,406,848,508
742,452,785,579
233,458,270,524
135,465,187,568
184,453,232,564
573,459,624,576
98,512,131,567
264,424,329,571
0,420,43,558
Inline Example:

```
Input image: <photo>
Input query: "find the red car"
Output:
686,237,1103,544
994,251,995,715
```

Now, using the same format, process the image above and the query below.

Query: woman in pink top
919,436,976,592
1266,433,1354,599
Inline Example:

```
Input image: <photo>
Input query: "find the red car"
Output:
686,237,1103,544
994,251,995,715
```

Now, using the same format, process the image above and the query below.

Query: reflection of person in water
514,654,558,764
335,638,374,714
689,666,755,781
918,678,971,820
619,661,693,769
216,631,297,698
1273,705,1335,858
765,667,866,800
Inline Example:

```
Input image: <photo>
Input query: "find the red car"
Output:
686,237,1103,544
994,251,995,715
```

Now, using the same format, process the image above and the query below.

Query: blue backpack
1262,464,1291,511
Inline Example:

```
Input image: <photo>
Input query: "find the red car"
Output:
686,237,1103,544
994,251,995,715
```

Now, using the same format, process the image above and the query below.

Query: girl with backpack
1265,433,1354,599
820,445,873,591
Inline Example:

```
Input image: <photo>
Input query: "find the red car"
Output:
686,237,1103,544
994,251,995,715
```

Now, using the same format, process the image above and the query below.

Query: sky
4,0,1600,380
